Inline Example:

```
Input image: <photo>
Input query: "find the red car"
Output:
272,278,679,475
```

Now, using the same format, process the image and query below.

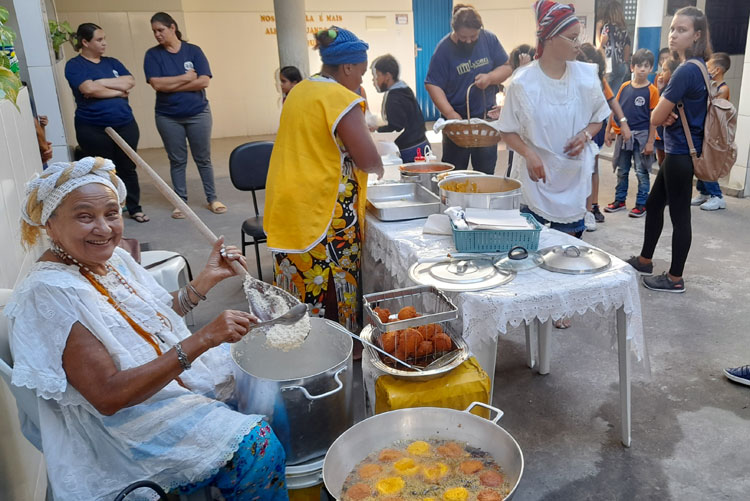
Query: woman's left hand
200,236,247,287
563,132,587,158
661,112,678,127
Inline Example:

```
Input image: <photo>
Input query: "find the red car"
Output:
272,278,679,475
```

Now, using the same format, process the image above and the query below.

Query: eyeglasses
558,33,583,45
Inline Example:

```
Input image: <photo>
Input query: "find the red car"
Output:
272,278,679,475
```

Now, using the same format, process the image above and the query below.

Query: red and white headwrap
534,0,579,58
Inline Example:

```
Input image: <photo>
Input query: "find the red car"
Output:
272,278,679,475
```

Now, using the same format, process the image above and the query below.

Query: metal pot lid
409,261,515,291
538,245,612,274
428,258,497,284
494,246,544,272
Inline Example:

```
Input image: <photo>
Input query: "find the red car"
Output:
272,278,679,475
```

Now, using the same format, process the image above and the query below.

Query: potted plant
49,19,75,60
0,5,22,107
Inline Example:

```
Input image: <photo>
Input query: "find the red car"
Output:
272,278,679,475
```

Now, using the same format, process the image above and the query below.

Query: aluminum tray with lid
409,257,515,292
538,244,612,275
493,246,544,272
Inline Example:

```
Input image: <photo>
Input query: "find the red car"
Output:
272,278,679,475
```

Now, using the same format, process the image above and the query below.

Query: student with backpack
626,7,711,293
604,49,658,218
691,52,731,211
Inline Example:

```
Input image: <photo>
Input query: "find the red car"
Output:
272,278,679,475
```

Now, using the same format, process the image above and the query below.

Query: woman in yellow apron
264,27,383,333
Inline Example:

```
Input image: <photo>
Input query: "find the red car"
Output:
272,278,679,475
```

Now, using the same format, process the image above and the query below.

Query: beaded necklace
50,243,172,353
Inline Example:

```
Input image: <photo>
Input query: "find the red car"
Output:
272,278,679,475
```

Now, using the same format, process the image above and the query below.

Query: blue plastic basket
451,213,543,253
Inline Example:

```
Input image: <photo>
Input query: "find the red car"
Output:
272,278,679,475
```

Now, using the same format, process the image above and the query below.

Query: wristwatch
583,130,593,142
619,117,628,124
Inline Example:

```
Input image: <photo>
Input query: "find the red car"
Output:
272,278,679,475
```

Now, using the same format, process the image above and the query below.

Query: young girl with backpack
626,7,711,293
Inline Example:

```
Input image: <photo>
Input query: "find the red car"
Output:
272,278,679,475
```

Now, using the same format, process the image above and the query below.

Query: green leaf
0,7,9,25
0,65,22,109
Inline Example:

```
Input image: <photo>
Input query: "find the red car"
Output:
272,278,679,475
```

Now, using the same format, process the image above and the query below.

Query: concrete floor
123,137,750,501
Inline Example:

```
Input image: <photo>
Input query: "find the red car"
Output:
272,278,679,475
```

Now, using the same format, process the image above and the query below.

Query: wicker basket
442,83,502,148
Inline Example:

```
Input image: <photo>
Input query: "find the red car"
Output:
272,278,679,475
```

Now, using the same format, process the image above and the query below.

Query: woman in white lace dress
496,0,610,238
5,157,288,500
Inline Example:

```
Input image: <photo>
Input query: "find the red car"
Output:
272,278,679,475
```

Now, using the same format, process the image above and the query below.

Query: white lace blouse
5,248,261,501
496,61,611,223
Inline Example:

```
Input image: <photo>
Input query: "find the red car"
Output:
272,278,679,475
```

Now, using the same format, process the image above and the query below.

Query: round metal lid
494,246,544,272
409,261,515,291
428,258,498,284
538,245,612,274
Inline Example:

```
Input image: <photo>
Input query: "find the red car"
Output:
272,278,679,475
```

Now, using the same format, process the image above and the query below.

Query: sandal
171,208,186,219
207,200,227,214
553,317,571,329
130,212,150,223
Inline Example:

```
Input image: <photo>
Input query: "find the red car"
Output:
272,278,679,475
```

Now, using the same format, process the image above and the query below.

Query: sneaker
700,196,726,211
629,206,647,218
592,204,605,223
691,193,710,206
724,365,750,386
625,256,653,275
604,200,626,213
584,211,597,232
642,272,685,293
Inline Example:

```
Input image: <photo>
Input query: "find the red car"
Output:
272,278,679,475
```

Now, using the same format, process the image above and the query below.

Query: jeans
442,134,498,174
615,148,651,207
75,119,142,214
521,206,585,238
696,180,723,198
155,106,217,203
400,139,430,163
607,62,629,93
641,154,694,277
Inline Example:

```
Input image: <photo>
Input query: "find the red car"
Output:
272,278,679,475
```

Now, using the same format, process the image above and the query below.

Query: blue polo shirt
662,59,708,155
144,42,212,118
425,30,508,119
64,55,134,127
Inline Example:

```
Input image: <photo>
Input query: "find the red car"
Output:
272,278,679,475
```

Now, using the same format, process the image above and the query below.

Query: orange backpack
676,59,738,182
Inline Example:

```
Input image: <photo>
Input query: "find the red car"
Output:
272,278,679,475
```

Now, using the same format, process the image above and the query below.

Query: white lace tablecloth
363,214,647,363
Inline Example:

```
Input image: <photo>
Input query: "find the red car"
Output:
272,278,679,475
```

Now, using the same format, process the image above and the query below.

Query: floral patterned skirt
272,164,362,333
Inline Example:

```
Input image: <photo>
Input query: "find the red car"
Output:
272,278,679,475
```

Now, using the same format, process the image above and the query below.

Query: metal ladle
247,304,309,332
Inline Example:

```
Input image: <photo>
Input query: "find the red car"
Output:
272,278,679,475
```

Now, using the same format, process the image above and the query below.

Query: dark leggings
640,153,694,277
75,119,142,215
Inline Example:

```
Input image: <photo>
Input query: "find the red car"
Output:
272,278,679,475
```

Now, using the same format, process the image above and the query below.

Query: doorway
412,0,452,121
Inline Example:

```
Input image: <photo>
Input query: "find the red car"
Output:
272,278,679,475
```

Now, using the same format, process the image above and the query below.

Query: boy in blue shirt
605,48,658,218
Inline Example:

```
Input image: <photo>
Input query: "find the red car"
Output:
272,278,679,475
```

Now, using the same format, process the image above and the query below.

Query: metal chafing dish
366,183,440,221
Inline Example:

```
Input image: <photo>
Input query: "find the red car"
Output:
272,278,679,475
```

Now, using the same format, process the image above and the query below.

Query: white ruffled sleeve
6,283,81,401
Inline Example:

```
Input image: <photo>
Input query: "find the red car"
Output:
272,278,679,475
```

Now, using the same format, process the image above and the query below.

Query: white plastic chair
141,250,194,326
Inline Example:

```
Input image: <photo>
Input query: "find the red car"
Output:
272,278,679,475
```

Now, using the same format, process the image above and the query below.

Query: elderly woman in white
496,0,610,238
5,157,289,500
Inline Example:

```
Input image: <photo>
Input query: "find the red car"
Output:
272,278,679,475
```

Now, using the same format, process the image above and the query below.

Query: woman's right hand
196,310,258,349
525,150,546,183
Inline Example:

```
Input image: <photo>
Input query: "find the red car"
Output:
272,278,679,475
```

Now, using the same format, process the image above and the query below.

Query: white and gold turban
20,156,127,248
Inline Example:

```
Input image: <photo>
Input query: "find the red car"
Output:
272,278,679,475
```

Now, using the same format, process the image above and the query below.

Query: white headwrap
21,156,127,227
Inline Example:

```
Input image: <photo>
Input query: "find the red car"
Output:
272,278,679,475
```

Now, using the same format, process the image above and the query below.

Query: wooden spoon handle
105,127,245,277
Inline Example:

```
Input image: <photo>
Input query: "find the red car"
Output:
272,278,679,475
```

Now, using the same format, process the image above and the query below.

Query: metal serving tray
366,183,440,221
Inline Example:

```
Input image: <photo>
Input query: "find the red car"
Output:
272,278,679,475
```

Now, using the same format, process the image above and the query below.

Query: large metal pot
323,402,524,499
438,174,522,210
399,161,455,194
232,317,353,465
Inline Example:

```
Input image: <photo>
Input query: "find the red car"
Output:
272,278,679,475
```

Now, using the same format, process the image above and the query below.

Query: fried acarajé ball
397,306,419,320
416,340,434,358
381,331,397,353
479,469,504,487
417,323,439,341
358,463,383,479
433,333,453,352
378,448,403,462
397,328,424,357
344,482,371,500
458,459,483,474
477,490,504,501
373,306,391,324
436,442,465,458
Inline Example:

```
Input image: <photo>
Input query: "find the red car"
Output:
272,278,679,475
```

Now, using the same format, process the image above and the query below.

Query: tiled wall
0,88,47,500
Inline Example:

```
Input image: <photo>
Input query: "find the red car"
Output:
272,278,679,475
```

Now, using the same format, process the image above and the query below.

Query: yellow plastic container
288,484,321,501
374,357,490,417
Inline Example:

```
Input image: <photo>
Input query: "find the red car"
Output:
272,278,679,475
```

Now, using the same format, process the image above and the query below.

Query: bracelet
582,130,593,142
174,342,191,370
178,287,198,314
186,282,207,302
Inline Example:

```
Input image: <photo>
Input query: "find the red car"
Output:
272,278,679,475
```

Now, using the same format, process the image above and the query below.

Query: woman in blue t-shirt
627,7,711,293
144,12,225,219
425,4,512,174
64,23,147,223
